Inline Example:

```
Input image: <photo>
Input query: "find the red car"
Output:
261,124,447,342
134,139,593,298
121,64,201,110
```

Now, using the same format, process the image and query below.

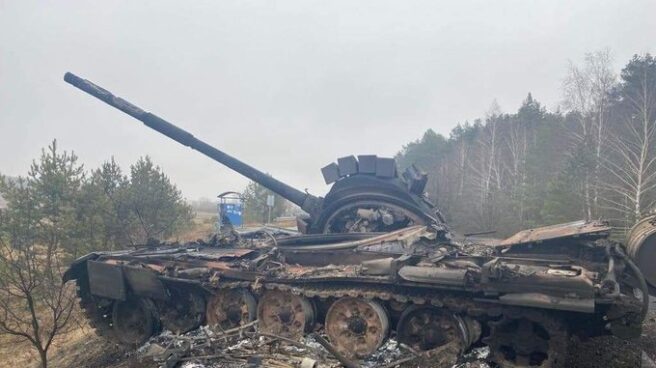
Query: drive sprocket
484,309,568,368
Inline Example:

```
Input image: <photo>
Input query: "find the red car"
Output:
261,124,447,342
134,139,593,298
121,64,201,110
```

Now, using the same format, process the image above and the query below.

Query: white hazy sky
1,0,655,200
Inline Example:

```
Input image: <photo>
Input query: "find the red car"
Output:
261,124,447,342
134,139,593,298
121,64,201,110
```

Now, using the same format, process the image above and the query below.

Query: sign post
266,194,275,224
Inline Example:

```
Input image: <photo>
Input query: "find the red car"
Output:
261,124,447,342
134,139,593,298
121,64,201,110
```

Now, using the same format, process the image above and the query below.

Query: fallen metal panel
190,248,255,261
123,265,169,300
87,260,126,300
236,226,299,237
499,220,611,246
398,266,468,286
498,293,595,313
282,251,383,267
361,258,394,276
275,225,428,251
483,262,596,298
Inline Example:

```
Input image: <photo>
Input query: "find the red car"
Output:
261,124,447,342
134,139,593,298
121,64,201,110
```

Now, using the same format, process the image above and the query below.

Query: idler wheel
159,288,205,334
325,297,389,360
484,310,567,368
112,295,160,346
257,290,315,338
206,289,257,331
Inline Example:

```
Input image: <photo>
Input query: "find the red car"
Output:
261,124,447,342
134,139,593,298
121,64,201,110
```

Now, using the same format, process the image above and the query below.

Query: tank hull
64,222,648,367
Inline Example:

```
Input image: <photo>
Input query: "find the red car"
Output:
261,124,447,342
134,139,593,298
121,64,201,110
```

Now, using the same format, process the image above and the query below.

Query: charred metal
63,219,654,367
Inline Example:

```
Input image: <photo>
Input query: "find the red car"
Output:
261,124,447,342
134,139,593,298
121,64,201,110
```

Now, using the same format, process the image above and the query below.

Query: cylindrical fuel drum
626,214,656,288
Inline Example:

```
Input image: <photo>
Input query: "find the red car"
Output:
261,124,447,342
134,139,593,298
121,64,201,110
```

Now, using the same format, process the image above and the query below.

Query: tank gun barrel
64,72,321,215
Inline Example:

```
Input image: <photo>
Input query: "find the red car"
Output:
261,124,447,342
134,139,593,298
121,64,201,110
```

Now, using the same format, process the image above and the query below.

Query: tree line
0,140,193,367
396,52,656,236
242,180,290,224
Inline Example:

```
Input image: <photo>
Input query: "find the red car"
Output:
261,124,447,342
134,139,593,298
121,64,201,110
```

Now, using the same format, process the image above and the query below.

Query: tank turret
64,72,442,233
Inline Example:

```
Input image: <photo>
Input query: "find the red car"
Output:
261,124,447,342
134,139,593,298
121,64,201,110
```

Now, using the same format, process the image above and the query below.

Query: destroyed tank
63,72,654,368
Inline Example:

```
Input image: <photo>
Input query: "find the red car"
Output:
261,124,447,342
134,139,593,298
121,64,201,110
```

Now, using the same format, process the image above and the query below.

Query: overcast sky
1,1,655,200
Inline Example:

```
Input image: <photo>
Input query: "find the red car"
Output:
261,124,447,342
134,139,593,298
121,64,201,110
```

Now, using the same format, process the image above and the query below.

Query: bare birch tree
562,49,616,220
468,102,503,227
505,115,529,225
600,55,656,226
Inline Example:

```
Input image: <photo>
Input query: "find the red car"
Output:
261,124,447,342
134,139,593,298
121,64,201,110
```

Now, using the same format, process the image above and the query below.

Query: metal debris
137,321,499,368
137,323,337,368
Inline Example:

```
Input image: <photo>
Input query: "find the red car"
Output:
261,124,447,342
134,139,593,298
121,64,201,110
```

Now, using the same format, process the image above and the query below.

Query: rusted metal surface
189,248,256,261
158,288,205,334
87,260,126,300
398,266,469,286
499,220,611,247
325,297,389,360
256,290,315,338
497,293,595,313
123,265,168,300
484,309,568,368
112,296,161,346
205,289,256,331
396,305,472,354
276,225,429,251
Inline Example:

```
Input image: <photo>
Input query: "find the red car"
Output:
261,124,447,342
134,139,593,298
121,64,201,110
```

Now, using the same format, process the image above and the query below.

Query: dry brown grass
173,211,217,243
0,212,217,368
0,334,41,367
0,316,94,368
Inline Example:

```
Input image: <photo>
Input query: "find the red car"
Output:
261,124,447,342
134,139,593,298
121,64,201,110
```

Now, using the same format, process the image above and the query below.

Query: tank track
76,277,116,341
76,277,570,366
211,280,569,367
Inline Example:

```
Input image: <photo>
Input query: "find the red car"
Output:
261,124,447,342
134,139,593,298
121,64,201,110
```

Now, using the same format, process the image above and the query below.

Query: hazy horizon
1,1,655,200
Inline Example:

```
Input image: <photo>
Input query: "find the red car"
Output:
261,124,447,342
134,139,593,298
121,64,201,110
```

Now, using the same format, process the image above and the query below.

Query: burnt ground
638,299,656,363
567,298,656,368
24,298,653,368
46,336,154,368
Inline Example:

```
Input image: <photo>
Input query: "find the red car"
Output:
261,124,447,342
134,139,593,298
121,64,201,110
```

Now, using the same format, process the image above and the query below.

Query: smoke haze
1,0,654,199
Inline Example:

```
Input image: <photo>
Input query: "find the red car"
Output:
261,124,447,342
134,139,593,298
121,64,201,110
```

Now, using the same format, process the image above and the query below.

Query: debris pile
138,321,339,368
135,321,491,368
